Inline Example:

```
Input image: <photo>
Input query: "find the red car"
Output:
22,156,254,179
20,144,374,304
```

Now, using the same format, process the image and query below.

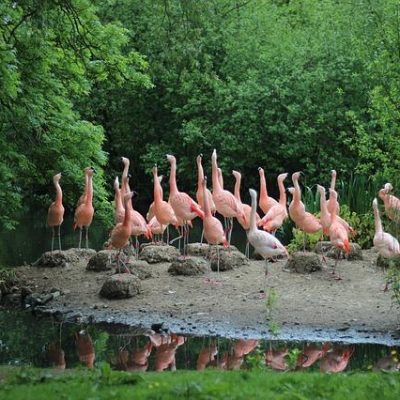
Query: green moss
1,367,400,400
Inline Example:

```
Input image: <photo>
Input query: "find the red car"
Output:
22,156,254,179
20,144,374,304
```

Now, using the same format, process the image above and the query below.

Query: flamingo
113,177,125,224
328,188,350,279
288,172,306,221
75,330,95,369
166,154,204,254
121,176,151,257
258,167,278,214
211,149,244,243
152,165,178,243
74,166,95,248
202,176,228,274
147,216,167,244
247,189,288,272
265,348,289,371
320,347,354,373
109,191,134,272
297,343,331,368
372,198,400,259
128,342,153,371
47,342,66,369
75,169,89,209
379,183,400,222
196,154,216,214
327,169,340,215
233,339,259,358
121,156,131,193
232,170,260,257
197,343,218,371
258,173,288,233
47,173,65,252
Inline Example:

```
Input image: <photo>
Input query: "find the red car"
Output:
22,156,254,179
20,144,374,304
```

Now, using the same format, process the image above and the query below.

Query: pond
0,311,398,373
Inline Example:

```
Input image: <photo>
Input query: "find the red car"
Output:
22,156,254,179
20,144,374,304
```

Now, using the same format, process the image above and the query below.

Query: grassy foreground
0,366,399,400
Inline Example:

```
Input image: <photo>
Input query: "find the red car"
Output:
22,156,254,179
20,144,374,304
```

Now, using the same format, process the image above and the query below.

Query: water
0,311,398,372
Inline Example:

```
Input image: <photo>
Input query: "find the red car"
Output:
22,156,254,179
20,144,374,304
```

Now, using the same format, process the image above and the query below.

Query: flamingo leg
167,225,170,245
228,217,233,245
200,228,204,245
85,226,89,249
51,227,55,252
135,236,139,260
245,240,249,259
216,245,220,276
57,225,62,251
78,227,83,249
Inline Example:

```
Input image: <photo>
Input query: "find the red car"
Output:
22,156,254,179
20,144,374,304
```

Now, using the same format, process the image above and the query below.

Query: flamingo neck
211,156,222,193
153,172,162,202
202,181,211,217
373,204,383,233
85,174,93,205
197,159,204,188
278,178,286,206
234,174,242,202
319,190,330,219
123,196,132,226
169,159,178,194
122,162,130,193
250,192,257,231
54,181,63,205
293,177,302,203
115,185,123,210
330,173,336,191
259,170,268,198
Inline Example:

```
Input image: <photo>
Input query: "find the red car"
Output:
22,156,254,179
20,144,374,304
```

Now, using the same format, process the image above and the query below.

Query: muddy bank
5,247,400,345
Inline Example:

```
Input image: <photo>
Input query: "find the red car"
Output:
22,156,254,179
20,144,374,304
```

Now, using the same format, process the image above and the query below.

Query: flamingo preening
47,173,65,252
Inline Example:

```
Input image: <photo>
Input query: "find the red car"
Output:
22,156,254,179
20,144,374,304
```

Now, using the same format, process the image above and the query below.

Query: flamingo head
384,182,393,193
258,167,264,176
292,171,301,181
232,170,241,180
316,184,325,196
331,169,337,178
85,166,96,176
278,172,288,182
378,188,387,200
372,198,378,210
249,188,257,201
196,154,203,164
212,148,217,161
166,154,176,164
53,173,61,182
113,176,119,190
152,164,158,175
287,187,295,195
121,156,129,166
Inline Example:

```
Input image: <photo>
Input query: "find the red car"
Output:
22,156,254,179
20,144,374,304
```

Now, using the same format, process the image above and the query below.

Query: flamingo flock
47,151,400,272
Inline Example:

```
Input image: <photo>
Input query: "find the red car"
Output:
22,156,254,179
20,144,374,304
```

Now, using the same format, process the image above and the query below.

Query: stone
139,244,180,263
376,254,400,269
86,250,119,271
207,246,249,271
127,260,153,280
168,257,211,276
33,248,96,268
100,274,141,299
2,293,21,307
314,241,333,254
185,243,210,257
327,243,363,261
285,251,323,274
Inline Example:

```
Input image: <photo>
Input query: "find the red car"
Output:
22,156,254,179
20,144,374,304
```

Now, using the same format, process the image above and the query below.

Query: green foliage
285,348,302,371
287,228,322,253
387,263,400,307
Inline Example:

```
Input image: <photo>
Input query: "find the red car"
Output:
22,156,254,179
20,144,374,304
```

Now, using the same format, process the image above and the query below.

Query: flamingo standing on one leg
258,167,278,214
109,191,135,272
232,170,260,257
202,176,228,275
152,165,178,244
247,189,288,275
211,149,245,244
47,173,65,252
379,183,400,223
258,173,288,233
166,154,204,255
328,189,350,279
74,167,95,249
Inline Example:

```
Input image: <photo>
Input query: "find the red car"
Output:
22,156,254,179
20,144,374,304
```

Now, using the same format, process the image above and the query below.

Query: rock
168,257,211,276
127,260,153,280
185,243,210,257
285,252,323,273
100,274,141,299
87,250,119,271
314,241,333,254
207,246,249,271
21,286,33,297
33,248,96,268
327,243,363,261
139,244,180,263
376,254,400,269
2,293,21,307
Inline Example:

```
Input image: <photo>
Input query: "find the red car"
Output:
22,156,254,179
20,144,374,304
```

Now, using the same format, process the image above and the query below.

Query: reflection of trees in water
0,311,398,372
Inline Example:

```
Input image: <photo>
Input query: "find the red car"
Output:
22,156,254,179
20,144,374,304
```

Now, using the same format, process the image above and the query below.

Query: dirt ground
14,247,400,344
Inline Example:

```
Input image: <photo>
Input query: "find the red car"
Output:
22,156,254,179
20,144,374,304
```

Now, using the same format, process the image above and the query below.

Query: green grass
1,366,400,400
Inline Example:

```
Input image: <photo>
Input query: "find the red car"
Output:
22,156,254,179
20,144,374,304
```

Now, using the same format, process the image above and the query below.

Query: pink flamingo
328,188,350,279
167,154,204,254
247,189,288,271
372,198,400,258
202,176,228,274
74,166,95,248
258,173,288,233
379,183,400,222
232,170,260,257
113,177,125,224
211,149,244,243
288,172,306,221
152,165,178,244
109,191,134,272
196,154,216,214
147,216,166,244
258,167,278,214
47,173,65,252
327,170,340,215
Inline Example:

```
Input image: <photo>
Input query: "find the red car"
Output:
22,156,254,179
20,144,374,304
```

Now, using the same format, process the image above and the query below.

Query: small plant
285,348,301,370
287,228,322,253
245,348,266,370
265,288,278,316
